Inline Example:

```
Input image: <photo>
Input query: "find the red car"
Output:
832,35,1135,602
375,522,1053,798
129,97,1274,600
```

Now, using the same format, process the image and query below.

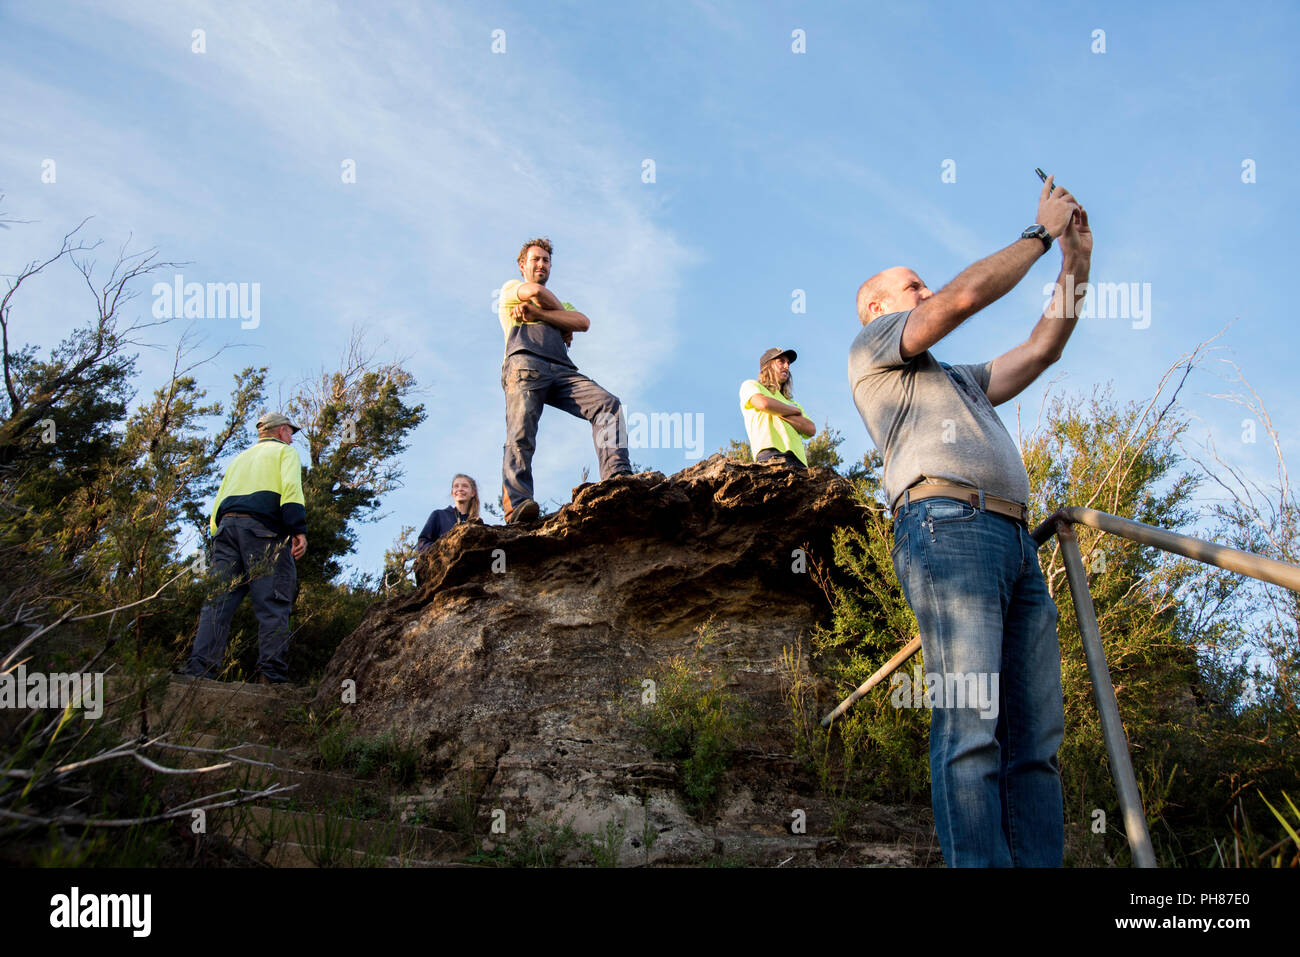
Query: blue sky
2,0,1296,576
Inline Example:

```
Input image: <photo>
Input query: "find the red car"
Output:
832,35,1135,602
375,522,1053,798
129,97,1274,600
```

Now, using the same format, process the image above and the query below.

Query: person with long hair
738,347,816,467
417,474,481,552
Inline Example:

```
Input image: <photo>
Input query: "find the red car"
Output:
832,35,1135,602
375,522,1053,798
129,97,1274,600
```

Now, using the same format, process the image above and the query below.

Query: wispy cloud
4,0,696,562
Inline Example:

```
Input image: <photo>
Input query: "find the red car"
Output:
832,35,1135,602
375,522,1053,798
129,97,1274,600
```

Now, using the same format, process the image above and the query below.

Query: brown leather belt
897,482,1029,525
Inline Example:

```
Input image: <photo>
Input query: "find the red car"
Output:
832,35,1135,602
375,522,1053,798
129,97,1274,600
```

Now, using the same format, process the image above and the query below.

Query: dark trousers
501,352,631,517
185,515,297,682
756,448,806,469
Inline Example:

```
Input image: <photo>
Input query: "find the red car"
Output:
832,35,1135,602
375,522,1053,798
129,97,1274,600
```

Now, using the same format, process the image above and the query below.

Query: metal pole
1055,518,1158,868
821,635,922,727
1033,507,1300,593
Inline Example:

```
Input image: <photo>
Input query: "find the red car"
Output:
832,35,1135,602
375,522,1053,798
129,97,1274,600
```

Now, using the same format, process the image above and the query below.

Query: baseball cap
257,412,301,433
760,347,797,368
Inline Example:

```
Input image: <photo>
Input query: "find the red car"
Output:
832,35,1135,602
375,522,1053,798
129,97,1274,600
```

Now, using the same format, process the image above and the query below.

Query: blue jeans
891,497,1064,867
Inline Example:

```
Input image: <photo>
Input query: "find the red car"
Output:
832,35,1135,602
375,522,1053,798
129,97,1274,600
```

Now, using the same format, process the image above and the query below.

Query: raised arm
900,177,1079,359
986,206,1092,406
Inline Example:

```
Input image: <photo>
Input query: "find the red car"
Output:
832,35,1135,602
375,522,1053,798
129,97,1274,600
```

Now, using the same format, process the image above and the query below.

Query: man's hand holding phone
1035,173,1079,239
1036,168,1090,259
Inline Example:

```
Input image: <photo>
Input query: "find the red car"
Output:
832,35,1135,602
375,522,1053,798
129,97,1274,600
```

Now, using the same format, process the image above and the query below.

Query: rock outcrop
316,454,927,864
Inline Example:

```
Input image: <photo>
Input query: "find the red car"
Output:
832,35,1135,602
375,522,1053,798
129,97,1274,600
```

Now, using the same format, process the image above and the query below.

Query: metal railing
822,505,1300,868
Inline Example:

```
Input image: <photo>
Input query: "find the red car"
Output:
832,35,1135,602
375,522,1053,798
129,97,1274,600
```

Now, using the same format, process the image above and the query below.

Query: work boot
507,499,540,524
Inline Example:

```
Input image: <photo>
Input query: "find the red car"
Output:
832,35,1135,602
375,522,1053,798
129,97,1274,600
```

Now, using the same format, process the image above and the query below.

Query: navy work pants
185,515,297,682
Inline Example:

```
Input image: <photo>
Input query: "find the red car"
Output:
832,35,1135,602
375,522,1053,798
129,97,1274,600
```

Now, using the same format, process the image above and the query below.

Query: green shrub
630,621,749,813
470,817,587,868
316,721,420,787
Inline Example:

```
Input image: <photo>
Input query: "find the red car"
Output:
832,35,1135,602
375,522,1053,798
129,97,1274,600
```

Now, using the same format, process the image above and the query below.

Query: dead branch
0,781,297,829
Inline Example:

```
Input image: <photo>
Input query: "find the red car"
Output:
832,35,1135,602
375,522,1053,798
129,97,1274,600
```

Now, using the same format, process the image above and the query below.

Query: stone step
181,733,312,767
214,804,470,867
104,674,310,748
158,743,391,810
235,840,471,868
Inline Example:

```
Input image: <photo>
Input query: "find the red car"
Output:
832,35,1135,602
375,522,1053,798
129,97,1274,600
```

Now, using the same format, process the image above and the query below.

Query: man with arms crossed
739,347,816,467
849,177,1091,866
498,238,631,523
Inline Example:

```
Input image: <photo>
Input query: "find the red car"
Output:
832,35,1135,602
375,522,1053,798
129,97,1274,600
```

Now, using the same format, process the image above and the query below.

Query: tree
81,342,266,655
1020,370,1208,863
380,525,419,596
0,220,173,467
1188,361,1300,729
284,330,427,582
805,421,843,470
0,342,136,616
0,217,177,617
719,437,753,463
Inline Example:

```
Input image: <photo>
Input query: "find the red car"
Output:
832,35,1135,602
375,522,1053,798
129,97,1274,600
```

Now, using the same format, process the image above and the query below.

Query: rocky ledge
315,454,929,865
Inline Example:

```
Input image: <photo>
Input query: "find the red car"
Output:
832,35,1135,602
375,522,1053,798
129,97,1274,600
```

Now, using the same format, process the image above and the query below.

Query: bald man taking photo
849,176,1092,867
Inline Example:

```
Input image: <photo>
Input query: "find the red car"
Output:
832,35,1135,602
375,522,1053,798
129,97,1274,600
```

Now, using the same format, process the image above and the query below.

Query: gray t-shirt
848,309,1030,509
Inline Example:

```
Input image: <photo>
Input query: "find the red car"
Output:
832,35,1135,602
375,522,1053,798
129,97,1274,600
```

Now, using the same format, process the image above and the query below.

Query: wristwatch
1021,224,1052,251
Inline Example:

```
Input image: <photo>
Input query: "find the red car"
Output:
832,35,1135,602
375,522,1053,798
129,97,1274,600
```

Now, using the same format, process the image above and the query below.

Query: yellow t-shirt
497,279,575,367
739,379,808,464
498,279,526,340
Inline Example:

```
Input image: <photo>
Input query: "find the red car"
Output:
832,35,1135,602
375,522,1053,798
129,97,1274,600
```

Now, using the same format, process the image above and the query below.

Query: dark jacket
210,437,307,537
416,505,476,552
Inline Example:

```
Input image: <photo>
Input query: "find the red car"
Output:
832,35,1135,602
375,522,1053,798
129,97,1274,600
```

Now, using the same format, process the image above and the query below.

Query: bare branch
0,782,297,829
1,218,97,411
149,741,280,770
131,752,233,775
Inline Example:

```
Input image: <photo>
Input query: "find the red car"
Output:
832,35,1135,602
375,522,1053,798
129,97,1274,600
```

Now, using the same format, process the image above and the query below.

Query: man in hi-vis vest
183,411,308,684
